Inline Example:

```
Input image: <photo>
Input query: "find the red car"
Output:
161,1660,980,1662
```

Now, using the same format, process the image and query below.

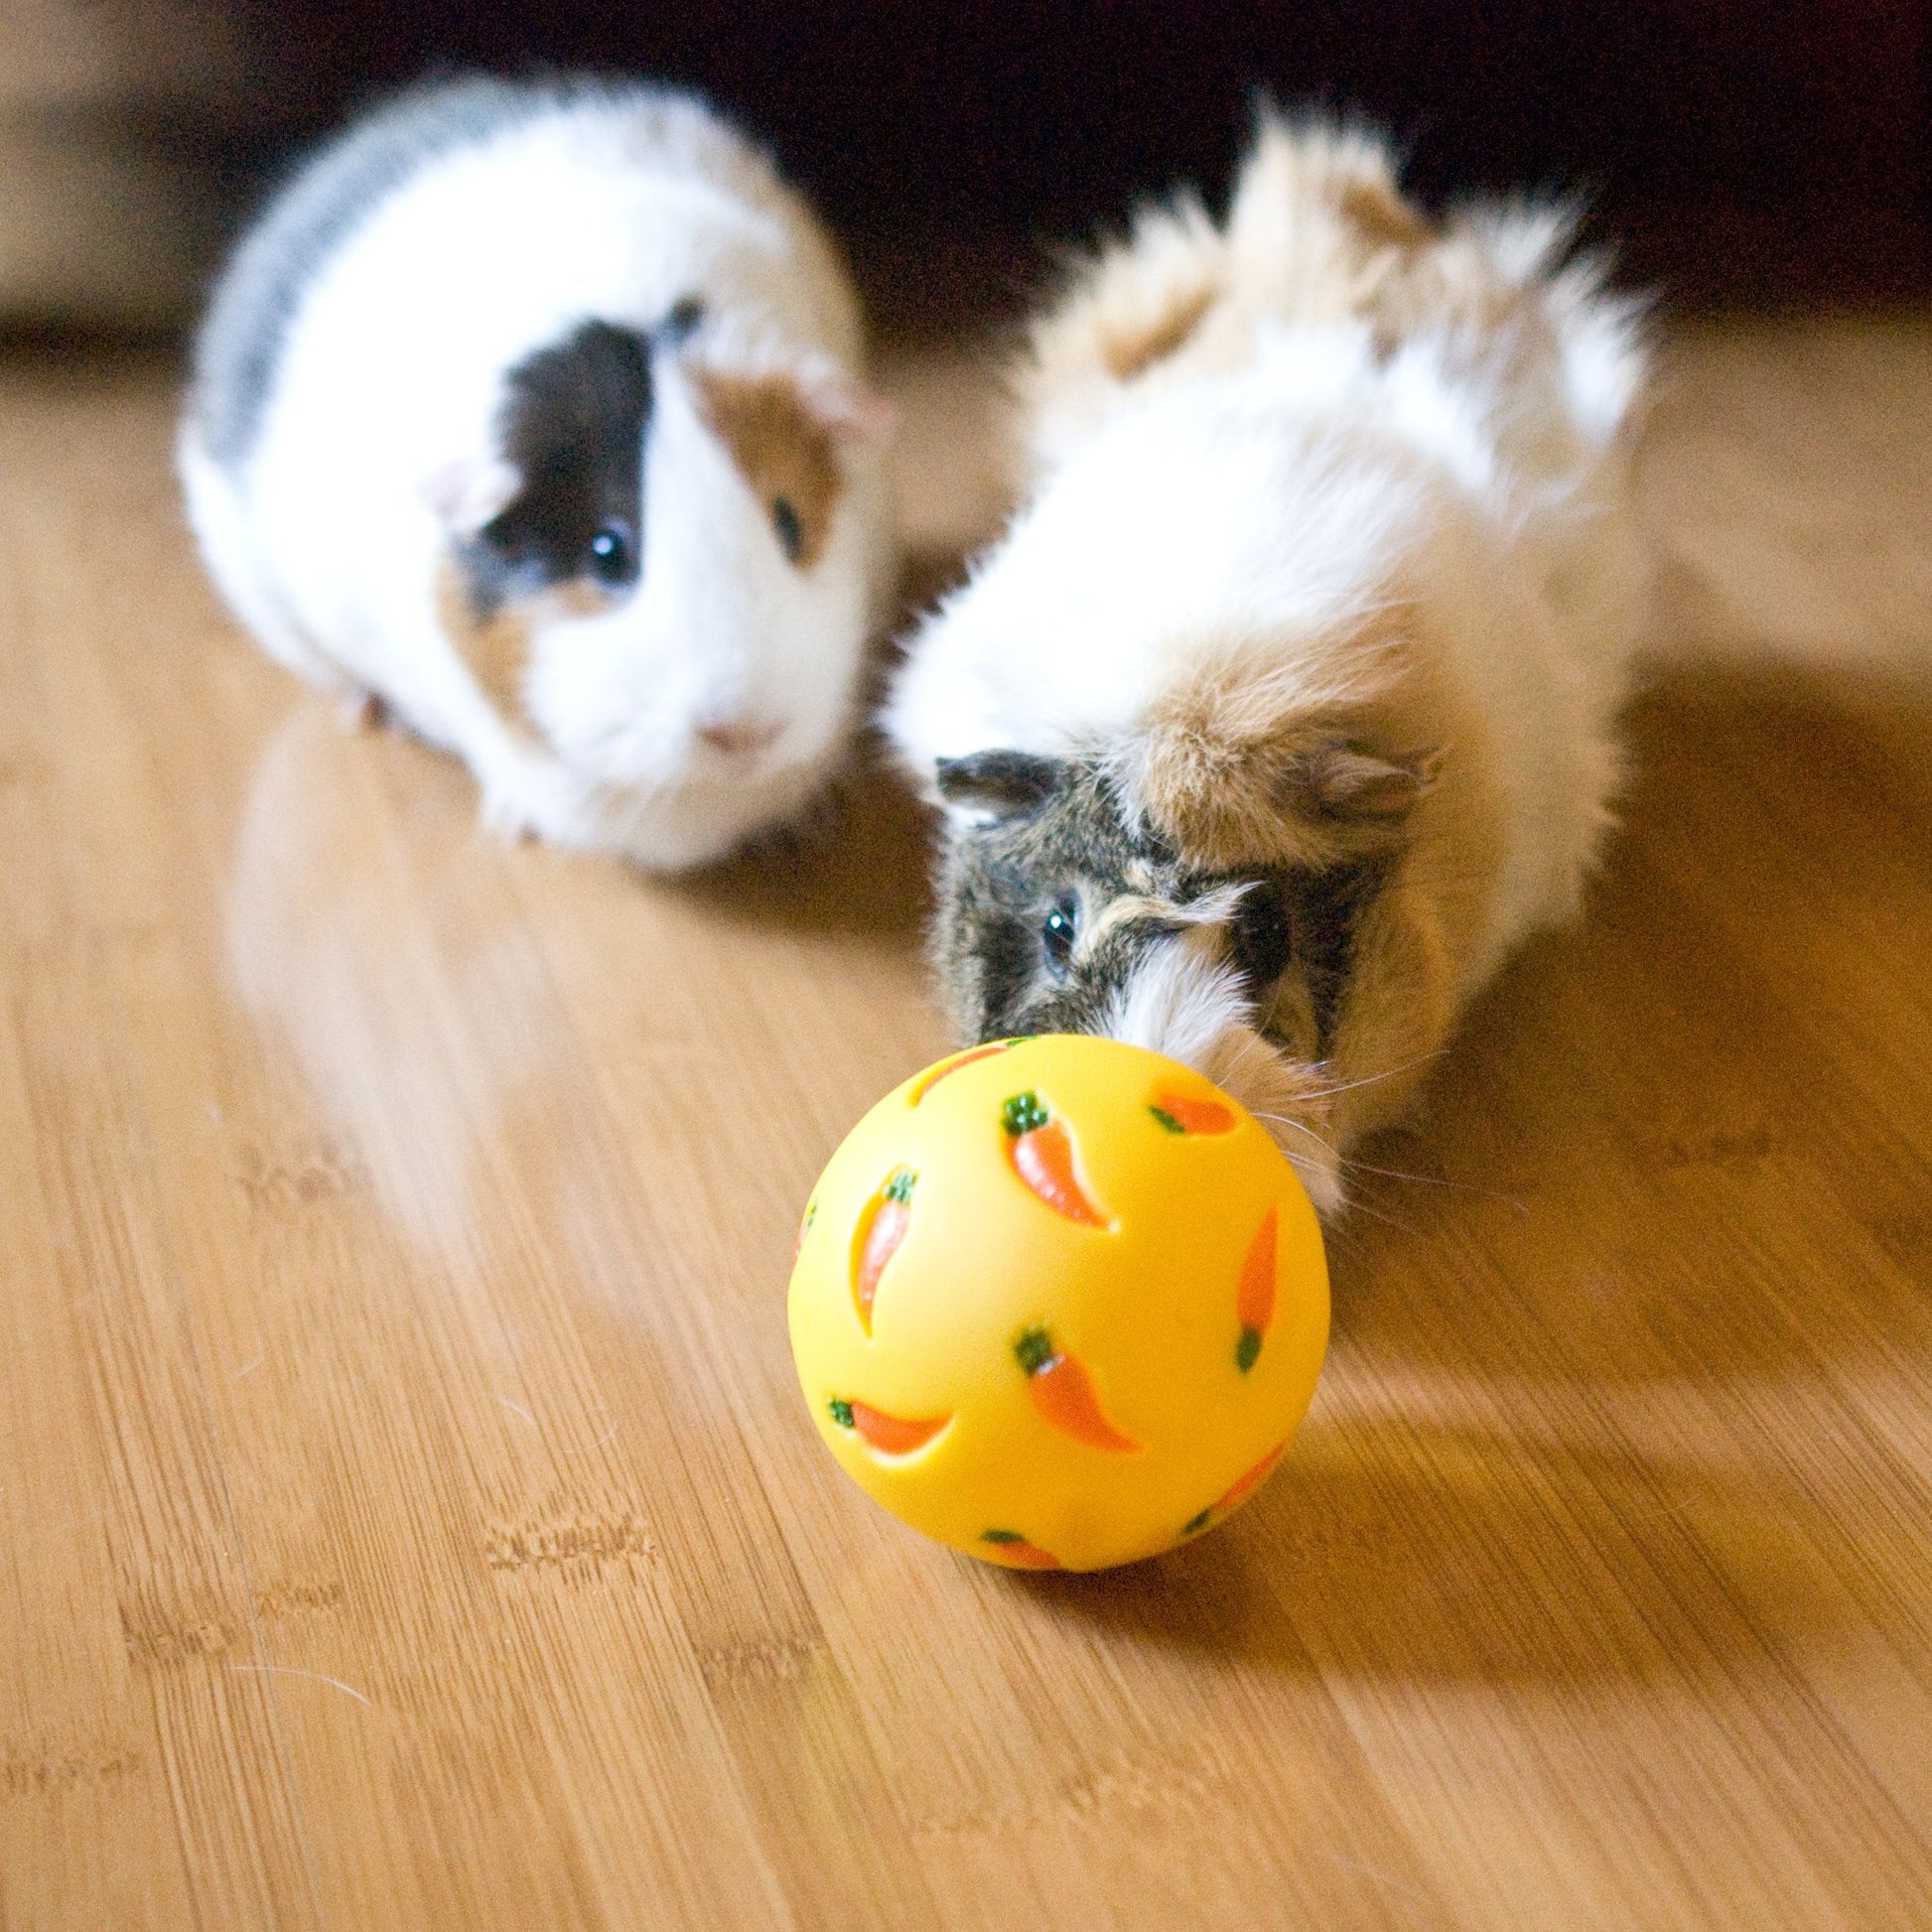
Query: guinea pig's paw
478,786,545,846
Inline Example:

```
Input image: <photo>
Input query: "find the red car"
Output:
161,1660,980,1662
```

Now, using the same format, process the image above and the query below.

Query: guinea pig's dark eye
1230,876,1294,988
771,496,804,565
1041,896,1078,974
587,520,634,585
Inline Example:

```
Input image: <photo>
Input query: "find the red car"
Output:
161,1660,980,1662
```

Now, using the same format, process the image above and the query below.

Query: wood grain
2,316,1930,1928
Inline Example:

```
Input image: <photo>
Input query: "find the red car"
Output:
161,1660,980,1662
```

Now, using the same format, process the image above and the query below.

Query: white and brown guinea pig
181,74,893,869
884,113,1649,1216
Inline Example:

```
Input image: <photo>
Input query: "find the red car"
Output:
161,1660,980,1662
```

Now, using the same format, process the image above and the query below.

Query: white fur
180,85,893,870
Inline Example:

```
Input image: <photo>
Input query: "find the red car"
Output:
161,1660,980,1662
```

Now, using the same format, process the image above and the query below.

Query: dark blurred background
2,0,1926,335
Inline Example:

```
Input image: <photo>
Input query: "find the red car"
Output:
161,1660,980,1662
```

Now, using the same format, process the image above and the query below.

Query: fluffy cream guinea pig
181,75,893,869
884,114,1649,1216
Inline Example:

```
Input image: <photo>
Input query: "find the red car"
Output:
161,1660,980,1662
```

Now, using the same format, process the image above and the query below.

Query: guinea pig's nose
697,717,783,759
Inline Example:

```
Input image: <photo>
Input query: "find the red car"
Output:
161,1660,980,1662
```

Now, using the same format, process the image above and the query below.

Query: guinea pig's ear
420,454,520,539
1281,738,1441,827
1131,704,1438,871
934,749,1066,821
811,379,896,446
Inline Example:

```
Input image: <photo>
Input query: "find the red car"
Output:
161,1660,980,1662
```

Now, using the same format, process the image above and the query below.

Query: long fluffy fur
885,111,1649,1211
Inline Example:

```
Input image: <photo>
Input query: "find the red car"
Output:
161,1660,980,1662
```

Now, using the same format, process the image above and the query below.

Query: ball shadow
994,1412,1859,1687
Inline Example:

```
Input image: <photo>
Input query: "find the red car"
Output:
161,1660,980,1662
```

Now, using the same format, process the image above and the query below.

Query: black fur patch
933,755,1381,1057
459,320,653,614
1293,859,1384,1052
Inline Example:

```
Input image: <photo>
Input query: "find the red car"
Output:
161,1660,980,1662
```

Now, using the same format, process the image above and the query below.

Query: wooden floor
3,314,1931,1930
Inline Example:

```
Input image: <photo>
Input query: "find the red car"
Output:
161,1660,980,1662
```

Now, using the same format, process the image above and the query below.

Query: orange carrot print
1214,1441,1286,1514
827,1398,949,1458
1014,1326,1140,1452
1149,1092,1237,1136
1235,1206,1278,1372
851,1167,915,1331
910,1039,1022,1105
980,1529,1061,1570
1181,1440,1289,1540
1001,1092,1110,1227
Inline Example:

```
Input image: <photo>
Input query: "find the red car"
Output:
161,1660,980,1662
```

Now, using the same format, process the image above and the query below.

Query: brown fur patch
1323,874,1458,1140
1137,610,1506,1169
1131,618,1439,872
435,565,606,737
693,370,842,569
1337,176,1434,255
1136,712,1435,873
1123,601,1504,1164
1318,653,1510,1151
1101,284,1216,382
437,563,530,725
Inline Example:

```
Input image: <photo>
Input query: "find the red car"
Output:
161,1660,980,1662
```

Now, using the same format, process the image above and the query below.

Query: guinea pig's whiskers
1301,1050,1449,1101
1325,1191,1425,1238
1339,1157,1530,1213
1338,1157,1460,1191
1247,1110,1342,1157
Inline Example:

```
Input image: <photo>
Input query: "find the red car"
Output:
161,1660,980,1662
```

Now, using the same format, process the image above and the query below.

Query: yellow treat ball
786,1034,1328,1572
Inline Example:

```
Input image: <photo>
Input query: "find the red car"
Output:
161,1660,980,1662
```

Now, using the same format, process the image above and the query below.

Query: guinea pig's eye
586,520,634,585
771,496,804,565
1041,897,1079,974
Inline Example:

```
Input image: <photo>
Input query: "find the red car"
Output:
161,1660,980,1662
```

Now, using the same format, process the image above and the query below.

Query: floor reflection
225,702,563,1255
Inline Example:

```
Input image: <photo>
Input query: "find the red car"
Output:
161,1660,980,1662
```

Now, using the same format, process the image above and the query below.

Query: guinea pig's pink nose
697,717,783,759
